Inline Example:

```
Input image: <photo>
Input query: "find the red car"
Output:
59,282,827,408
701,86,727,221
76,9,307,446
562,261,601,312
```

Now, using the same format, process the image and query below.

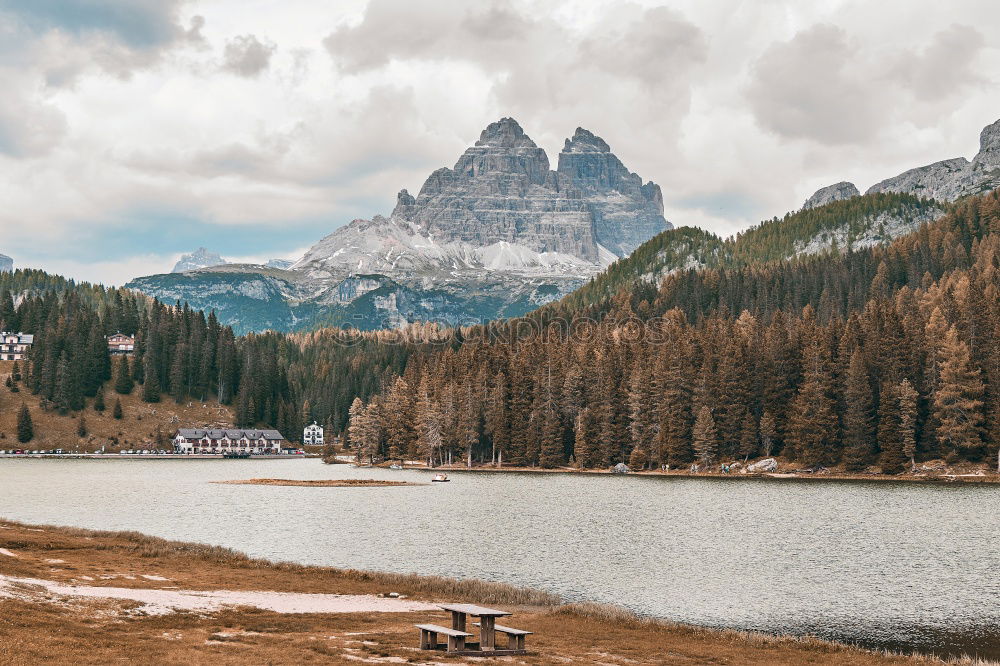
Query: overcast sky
1,0,998,286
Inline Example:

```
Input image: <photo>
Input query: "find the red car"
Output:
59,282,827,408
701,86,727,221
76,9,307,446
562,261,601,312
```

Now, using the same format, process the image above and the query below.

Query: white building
303,421,324,445
173,428,285,455
0,332,33,361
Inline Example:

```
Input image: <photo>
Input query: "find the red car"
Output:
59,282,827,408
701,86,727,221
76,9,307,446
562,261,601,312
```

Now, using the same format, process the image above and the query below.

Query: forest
3,190,999,469
343,191,1000,471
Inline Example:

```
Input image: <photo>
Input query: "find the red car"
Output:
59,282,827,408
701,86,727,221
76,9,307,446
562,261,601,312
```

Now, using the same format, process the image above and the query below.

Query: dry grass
212,478,421,487
1,519,995,665
0,360,234,452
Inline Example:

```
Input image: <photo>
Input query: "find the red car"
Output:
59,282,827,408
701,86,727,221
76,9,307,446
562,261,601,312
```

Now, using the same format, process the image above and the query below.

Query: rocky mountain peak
865,117,1000,201
563,127,611,153
974,118,1000,171
0,253,12,273
172,247,227,273
475,117,535,148
802,181,860,210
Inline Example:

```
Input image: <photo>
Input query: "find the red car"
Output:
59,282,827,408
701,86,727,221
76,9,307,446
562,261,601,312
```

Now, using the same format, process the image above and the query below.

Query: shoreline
402,463,1000,485
0,518,993,665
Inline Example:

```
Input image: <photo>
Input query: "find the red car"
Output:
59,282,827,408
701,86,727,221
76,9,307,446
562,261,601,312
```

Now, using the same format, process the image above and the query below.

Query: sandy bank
212,478,422,487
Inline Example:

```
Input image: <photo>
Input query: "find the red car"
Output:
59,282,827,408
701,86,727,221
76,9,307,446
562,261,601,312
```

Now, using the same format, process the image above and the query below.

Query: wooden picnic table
439,603,511,651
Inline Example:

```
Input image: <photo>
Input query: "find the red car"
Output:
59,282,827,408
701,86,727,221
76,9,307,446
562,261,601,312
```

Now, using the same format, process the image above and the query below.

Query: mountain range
127,116,1000,334
0,254,11,273
128,118,669,333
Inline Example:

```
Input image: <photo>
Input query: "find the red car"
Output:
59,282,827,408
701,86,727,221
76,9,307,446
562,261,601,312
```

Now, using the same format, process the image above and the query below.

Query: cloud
1,0,1000,287
745,23,988,145
0,78,67,157
322,1,707,182
892,24,985,101
222,34,275,77
745,24,883,145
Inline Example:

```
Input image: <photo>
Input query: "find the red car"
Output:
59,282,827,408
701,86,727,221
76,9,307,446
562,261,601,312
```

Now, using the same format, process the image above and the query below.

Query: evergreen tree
692,406,718,468
113,398,123,420
17,404,33,443
114,356,133,395
897,378,919,471
94,386,106,412
77,413,87,438
878,381,906,474
142,359,161,403
759,410,777,457
842,351,875,471
933,326,985,457
573,407,598,468
787,349,837,467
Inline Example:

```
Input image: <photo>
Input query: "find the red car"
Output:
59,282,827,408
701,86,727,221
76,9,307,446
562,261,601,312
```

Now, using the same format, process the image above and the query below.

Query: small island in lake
213,478,423,487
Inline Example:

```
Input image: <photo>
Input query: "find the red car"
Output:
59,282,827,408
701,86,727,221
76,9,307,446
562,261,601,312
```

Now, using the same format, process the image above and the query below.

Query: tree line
344,191,1000,471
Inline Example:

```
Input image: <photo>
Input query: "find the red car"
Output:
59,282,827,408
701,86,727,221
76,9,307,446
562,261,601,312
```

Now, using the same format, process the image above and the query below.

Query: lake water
1,458,998,658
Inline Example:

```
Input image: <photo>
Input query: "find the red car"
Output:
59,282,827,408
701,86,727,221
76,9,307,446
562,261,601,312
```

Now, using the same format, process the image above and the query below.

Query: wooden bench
414,624,473,652
474,622,532,651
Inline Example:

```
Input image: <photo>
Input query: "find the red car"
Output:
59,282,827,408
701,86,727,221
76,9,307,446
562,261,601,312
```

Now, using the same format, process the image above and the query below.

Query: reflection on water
0,459,997,659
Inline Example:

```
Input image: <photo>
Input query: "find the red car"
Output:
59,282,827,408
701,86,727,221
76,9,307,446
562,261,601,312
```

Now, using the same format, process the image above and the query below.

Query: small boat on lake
431,473,450,482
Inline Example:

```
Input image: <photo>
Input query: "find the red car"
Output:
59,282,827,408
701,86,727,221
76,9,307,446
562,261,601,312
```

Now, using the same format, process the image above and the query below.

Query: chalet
303,421,324,445
107,333,135,355
0,332,33,361
173,428,285,455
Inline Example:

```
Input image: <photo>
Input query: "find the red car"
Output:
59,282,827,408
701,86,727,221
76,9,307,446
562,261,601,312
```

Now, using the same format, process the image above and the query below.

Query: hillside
561,192,943,311
0,361,234,451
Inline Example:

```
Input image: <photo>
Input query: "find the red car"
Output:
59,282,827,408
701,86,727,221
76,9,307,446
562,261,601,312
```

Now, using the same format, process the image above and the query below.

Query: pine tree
114,356,133,395
842,351,875,471
77,413,87,438
933,326,984,457
759,410,777,457
17,404,33,443
692,406,718,468
142,359,160,403
539,403,563,468
878,381,906,474
572,407,594,467
787,341,837,467
94,386,106,412
113,398,123,420
897,378,918,471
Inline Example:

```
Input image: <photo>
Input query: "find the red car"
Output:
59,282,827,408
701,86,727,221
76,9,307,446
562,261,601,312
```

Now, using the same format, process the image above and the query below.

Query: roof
176,428,284,441
0,332,32,343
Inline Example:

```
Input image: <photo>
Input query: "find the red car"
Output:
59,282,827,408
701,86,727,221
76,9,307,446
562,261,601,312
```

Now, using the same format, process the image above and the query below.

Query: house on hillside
0,332,33,361
107,333,135,355
303,421,324,445
173,428,285,455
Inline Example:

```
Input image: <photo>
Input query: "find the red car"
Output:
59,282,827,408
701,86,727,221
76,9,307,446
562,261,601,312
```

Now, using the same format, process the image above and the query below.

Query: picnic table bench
414,623,473,651
415,603,530,655
473,621,533,650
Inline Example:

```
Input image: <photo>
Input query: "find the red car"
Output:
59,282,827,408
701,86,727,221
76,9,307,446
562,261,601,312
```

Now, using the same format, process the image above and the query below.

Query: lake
1,458,997,658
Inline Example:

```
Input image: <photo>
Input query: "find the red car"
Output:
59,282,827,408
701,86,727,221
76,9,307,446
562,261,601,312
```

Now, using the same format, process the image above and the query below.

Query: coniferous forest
3,191,1000,469
343,191,1000,471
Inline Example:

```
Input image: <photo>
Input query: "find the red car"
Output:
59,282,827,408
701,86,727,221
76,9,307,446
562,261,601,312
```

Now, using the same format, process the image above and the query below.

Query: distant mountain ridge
563,192,944,311
0,254,12,273
172,248,227,273
804,117,1000,207
130,118,670,333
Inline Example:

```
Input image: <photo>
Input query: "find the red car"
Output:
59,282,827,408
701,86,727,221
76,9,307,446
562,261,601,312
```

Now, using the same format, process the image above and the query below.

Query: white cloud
0,0,998,286
222,34,275,77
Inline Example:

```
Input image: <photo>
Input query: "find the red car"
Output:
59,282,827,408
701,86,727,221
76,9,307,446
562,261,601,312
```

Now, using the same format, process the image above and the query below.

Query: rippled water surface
1,458,998,658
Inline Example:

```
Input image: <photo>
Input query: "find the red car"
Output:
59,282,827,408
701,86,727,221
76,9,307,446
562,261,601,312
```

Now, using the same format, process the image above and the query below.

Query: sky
1,0,998,286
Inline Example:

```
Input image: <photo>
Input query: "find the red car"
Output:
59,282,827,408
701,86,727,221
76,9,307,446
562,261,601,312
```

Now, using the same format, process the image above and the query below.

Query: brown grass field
0,519,995,665
0,360,234,452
